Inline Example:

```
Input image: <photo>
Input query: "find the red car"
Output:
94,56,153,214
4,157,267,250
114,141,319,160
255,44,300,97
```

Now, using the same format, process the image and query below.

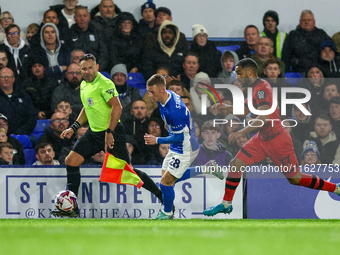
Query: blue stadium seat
217,45,240,54
24,149,36,165
127,72,146,89
32,119,50,134
10,135,33,149
33,133,44,146
127,72,147,97
285,72,303,86
101,71,110,79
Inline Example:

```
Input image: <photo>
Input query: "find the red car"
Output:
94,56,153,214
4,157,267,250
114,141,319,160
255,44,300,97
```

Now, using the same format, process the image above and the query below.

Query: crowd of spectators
0,2,340,167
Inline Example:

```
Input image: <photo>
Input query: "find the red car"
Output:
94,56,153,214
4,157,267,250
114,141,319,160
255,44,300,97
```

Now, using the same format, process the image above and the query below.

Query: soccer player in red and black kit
204,58,340,216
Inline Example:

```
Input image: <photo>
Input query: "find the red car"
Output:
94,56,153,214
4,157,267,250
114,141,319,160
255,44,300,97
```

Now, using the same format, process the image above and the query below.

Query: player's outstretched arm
145,132,184,145
228,104,270,144
212,103,250,117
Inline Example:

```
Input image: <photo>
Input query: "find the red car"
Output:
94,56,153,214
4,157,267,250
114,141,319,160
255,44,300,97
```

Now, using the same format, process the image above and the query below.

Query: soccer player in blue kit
144,74,220,219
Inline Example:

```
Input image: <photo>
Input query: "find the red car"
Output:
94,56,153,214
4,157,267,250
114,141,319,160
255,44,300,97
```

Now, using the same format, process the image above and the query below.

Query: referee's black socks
134,168,163,203
66,165,81,197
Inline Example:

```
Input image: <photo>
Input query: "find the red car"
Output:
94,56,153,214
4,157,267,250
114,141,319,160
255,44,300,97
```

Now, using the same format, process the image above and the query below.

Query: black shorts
72,122,130,164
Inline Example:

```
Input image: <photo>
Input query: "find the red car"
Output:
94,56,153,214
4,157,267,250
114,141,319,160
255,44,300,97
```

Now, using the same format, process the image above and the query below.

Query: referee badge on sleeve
87,98,94,106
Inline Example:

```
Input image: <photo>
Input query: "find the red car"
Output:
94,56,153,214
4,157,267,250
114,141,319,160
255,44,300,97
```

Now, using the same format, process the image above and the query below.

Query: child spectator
0,127,7,142
167,79,190,97
195,120,233,168
0,142,14,165
218,51,239,83
301,141,321,165
55,99,75,124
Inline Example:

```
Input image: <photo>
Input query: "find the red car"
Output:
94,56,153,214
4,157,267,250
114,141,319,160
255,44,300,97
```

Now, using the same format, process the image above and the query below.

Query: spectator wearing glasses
51,63,83,118
1,24,31,81
37,112,73,159
22,56,59,119
0,67,36,135
0,11,27,44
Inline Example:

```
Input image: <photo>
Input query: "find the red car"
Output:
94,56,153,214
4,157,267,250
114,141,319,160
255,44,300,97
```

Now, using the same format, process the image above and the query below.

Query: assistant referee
52,54,162,217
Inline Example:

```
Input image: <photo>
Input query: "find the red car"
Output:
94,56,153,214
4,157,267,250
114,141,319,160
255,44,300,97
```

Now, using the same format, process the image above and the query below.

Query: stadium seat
127,72,146,89
127,72,147,97
101,71,110,79
10,135,33,149
32,119,51,134
217,45,240,54
33,133,44,146
24,149,36,165
285,72,303,86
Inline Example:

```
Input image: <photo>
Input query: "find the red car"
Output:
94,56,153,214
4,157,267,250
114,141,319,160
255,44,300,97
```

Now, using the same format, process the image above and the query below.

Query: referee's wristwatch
106,128,114,134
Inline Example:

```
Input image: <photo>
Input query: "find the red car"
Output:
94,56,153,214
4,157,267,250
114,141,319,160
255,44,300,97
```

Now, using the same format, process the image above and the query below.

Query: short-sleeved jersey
245,78,286,140
80,72,119,132
158,90,199,154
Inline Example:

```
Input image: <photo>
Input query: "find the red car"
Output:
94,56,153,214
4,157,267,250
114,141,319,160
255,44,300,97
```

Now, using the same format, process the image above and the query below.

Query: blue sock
175,166,202,183
160,183,175,213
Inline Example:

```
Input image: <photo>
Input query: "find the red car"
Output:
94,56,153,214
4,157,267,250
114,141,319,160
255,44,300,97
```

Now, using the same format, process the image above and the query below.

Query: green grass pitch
0,219,339,255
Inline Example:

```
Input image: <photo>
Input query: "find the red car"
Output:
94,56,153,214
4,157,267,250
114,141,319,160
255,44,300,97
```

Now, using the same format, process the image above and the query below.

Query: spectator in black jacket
108,12,144,73
0,68,36,135
91,0,121,32
22,56,59,119
282,9,331,74
190,24,221,77
37,112,73,160
318,40,340,78
303,114,340,164
123,100,149,138
235,25,260,60
142,20,188,79
138,2,156,38
179,52,200,91
70,6,109,72
51,63,83,118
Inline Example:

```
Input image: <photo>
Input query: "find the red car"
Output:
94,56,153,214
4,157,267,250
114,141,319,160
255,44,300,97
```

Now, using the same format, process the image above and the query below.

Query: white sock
162,209,173,216
222,200,232,208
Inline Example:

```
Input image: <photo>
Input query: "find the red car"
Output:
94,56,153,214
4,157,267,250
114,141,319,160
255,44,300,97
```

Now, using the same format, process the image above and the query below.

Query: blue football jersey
158,90,199,154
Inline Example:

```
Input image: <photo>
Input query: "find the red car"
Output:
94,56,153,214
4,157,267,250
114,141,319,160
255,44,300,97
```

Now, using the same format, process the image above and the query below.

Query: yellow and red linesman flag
99,153,144,188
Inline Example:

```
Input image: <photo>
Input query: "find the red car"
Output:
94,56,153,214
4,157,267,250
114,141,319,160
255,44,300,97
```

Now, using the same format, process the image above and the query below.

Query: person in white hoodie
34,23,70,80
2,24,30,82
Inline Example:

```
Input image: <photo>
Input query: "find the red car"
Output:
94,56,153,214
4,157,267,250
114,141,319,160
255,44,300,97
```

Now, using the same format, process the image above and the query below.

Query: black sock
66,165,81,197
134,168,163,203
